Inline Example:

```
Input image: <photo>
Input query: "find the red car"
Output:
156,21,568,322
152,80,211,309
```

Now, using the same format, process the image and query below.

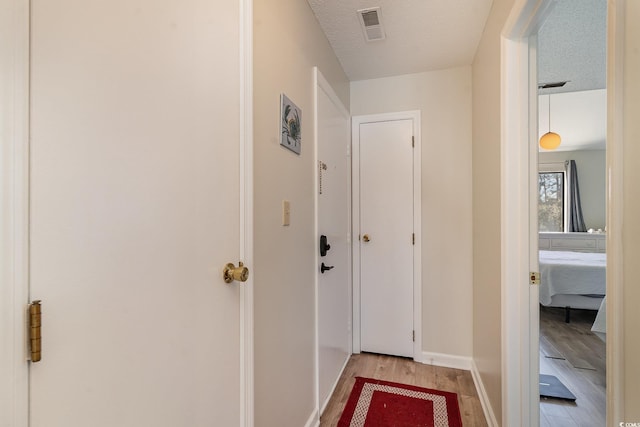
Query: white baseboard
303,408,319,427
419,352,498,426
320,355,351,415
420,351,472,370
470,360,499,427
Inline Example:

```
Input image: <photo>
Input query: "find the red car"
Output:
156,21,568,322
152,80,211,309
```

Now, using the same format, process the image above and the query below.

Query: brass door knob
363,234,370,242
223,261,249,283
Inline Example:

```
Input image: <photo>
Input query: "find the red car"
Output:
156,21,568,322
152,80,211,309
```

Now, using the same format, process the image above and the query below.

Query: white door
28,2,247,426
316,71,351,410
358,119,414,358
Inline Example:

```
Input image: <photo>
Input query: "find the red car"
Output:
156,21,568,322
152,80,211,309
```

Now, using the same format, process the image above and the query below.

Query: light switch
282,200,290,226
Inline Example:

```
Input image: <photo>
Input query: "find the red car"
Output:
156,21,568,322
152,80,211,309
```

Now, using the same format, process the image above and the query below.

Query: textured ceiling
307,0,606,90
538,0,607,94
307,0,606,151
538,0,606,151
307,0,493,81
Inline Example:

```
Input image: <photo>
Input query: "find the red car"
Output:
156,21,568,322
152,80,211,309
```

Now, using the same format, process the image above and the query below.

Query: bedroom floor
539,306,606,427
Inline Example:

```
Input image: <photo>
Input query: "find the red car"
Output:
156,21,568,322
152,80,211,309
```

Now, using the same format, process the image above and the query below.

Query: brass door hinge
412,233,415,245
412,330,415,342
412,136,415,148
29,300,42,362
530,272,540,285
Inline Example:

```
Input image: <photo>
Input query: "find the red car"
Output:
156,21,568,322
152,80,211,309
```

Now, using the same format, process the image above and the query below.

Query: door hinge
29,300,42,362
412,330,415,342
412,233,415,245
412,136,415,148
530,271,540,285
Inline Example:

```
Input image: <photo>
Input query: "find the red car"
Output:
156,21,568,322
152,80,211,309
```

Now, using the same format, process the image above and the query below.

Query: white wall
351,66,473,360
538,90,607,151
253,1,349,426
471,0,516,421
539,150,606,229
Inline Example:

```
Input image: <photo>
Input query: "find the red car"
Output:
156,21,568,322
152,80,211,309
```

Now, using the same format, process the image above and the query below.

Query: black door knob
320,263,334,274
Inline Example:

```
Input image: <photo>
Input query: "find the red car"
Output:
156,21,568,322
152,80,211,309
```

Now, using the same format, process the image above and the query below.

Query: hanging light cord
548,95,551,133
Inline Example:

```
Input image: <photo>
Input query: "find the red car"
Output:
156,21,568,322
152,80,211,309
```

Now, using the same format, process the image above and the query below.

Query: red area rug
338,377,462,427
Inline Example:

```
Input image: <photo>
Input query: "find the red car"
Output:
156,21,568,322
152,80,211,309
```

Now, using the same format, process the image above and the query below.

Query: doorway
352,111,422,360
2,0,254,425
536,1,608,424
502,0,622,425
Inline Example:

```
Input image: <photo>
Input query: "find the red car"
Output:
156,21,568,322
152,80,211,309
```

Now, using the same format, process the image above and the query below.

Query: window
538,162,566,232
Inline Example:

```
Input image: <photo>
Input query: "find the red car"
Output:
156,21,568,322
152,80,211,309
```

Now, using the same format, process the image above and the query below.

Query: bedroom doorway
504,0,622,424
535,1,607,425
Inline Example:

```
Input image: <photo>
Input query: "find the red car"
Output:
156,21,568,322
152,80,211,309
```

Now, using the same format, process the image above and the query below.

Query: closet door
29,1,245,426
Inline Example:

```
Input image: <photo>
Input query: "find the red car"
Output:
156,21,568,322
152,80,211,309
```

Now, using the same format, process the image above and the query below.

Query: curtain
566,160,587,232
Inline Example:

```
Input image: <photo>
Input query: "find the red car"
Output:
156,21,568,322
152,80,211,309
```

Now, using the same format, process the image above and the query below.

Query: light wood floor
319,308,605,426
319,353,488,426
539,306,606,427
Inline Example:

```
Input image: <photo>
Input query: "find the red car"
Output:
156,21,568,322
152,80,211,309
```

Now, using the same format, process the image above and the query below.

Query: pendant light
540,94,561,150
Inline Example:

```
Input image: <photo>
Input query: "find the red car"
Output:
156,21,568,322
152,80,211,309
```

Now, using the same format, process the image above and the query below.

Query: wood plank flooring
539,306,606,427
319,353,488,426
319,308,605,426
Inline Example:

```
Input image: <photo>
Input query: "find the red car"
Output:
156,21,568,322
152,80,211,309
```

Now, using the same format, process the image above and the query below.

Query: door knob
320,263,334,274
362,234,370,242
223,261,249,283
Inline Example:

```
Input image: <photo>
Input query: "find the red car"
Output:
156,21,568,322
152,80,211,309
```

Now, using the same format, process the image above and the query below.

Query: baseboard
470,360,499,427
419,352,498,426
303,408,319,427
320,355,351,415
420,351,472,370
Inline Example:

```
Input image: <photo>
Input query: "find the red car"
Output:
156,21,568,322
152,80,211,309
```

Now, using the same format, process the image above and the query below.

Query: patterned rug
338,377,462,427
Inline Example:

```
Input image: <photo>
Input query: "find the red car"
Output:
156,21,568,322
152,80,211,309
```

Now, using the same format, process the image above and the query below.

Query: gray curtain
566,160,587,232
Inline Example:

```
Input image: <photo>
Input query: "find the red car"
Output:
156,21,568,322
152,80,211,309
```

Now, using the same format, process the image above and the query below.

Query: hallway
320,353,488,426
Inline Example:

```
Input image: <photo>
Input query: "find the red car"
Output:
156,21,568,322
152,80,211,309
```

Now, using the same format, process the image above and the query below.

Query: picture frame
280,93,302,155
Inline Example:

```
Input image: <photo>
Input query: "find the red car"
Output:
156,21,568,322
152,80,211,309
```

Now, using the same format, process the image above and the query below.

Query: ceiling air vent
538,81,569,89
357,7,386,42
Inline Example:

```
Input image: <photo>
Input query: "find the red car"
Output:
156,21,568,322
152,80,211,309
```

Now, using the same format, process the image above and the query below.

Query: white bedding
539,250,606,306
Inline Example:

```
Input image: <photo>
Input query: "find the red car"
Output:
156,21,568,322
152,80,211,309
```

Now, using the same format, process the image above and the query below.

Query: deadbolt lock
223,262,249,284
362,234,371,242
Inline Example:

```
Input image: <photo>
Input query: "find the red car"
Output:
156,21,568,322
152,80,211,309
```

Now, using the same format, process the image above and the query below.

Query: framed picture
280,93,302,155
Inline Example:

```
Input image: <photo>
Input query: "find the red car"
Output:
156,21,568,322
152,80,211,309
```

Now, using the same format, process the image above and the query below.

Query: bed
539,250,606,331
539,250,606,306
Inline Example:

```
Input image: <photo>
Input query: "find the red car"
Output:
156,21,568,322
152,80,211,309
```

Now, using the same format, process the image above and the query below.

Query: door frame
501,0,624,425
312,67,352,417
1,0,30,425
0,0,255,425
351,111,422,360
239,0,255,425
